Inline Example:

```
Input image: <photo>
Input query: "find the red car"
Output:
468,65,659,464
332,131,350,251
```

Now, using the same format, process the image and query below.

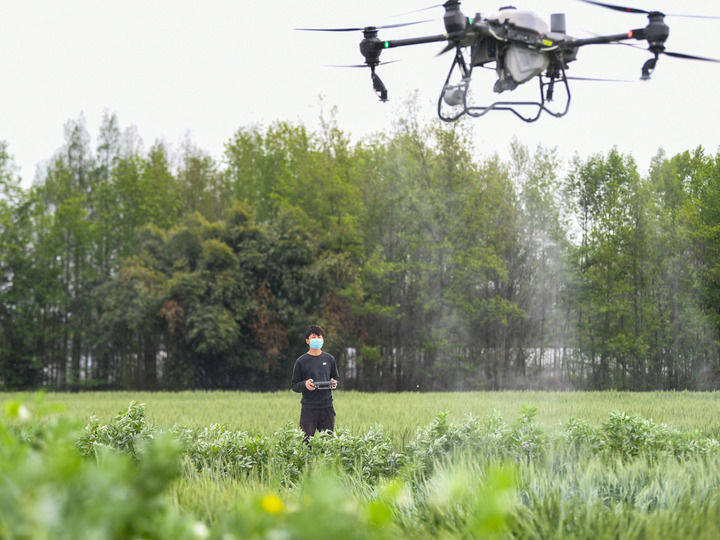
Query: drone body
298,1,720,122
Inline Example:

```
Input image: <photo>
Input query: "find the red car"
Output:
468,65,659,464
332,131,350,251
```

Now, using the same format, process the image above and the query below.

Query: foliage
74,402,720,485
183,424,269,477
1,401,198,539
5,397,720,539
2,113,720,390
1,398,520,539
77,401,154,459
562,410,720,460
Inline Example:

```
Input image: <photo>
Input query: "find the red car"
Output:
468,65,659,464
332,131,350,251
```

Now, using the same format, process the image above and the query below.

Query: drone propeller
661,51,720,62
389,3,445,18
577,0,720,19
323,62,396,101
436,42,456,56
584,29,720,66
578,1,647,14
295,20,433,33
390,1,469,19
325,61,399,68
605,40,720,63
566,76,636,82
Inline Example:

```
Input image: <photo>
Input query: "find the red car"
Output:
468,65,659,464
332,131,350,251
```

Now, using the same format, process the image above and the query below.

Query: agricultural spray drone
297,1,720,122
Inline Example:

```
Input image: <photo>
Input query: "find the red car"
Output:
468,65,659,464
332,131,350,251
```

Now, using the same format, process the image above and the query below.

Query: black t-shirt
291,352,339,409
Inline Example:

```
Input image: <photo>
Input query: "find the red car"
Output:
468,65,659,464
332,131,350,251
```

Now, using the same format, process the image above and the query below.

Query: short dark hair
305,325,325,339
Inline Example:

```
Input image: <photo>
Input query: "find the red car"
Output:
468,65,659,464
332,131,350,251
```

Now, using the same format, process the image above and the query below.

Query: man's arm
330,357,340,389
291,360,307,393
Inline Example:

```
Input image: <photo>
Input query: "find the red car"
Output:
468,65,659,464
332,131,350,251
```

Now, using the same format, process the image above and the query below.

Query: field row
4,396,720,539
4,390,720,437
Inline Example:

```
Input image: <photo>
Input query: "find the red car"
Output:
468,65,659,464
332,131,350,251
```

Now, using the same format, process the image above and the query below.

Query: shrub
183,423,269,476
0,406,198,538
75,402,720,484
77,401,155,459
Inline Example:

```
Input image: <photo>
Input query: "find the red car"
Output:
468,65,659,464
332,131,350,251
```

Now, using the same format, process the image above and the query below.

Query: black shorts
299,406,335,438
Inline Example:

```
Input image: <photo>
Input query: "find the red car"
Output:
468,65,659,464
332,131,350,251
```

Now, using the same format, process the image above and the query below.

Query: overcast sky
2,0,720,185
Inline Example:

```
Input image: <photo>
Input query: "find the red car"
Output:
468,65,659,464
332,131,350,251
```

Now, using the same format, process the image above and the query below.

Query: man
291,325,339,439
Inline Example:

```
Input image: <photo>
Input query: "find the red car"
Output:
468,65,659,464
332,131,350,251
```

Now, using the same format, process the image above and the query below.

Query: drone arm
568,29,644,47
384,34,449,49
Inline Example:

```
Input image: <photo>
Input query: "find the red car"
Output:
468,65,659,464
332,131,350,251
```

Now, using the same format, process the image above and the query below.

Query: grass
3,390,720,538
170,443,720,539
3,390,720,437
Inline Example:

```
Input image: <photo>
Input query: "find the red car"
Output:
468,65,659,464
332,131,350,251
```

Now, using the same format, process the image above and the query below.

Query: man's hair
305,325,325,339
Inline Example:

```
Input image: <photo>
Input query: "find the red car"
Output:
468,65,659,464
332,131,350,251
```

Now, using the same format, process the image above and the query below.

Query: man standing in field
291,325,339,439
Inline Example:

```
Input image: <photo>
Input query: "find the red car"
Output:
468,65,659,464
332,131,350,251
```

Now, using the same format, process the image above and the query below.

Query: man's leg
299,407,317,442
316,407,335,432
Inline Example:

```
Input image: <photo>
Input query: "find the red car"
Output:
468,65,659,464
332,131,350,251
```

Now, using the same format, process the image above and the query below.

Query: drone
297,0,720,122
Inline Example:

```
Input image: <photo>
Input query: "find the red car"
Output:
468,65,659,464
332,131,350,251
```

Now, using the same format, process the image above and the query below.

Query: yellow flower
261,494,285,514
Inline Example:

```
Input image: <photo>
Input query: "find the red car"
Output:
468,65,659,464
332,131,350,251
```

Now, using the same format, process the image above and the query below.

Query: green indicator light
468,17,472,24
384,41,389,48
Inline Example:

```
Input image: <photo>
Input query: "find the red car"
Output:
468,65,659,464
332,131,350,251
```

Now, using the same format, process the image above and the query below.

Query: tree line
1,111,719,390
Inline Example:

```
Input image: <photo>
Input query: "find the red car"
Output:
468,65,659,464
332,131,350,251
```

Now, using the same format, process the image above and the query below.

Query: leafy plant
77,401,155,459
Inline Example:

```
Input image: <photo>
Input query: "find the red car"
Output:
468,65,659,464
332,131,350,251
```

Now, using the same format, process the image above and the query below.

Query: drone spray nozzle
371,69,388,102
640,56,657,79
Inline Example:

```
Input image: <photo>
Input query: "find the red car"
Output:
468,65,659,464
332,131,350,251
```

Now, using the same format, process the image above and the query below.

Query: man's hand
330,378,337,390
305,379,315,391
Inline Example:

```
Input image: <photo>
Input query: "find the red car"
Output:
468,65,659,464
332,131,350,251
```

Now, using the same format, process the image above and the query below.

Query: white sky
2,0,720,185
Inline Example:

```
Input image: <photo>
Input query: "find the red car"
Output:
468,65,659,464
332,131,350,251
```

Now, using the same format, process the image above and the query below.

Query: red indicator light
628,30,633,38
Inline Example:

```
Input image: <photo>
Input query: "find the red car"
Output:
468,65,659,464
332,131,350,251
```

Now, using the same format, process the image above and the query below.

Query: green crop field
3,391,720,539
5,389,720,436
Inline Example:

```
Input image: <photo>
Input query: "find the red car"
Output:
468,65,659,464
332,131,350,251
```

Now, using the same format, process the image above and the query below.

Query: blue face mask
309,338,323,350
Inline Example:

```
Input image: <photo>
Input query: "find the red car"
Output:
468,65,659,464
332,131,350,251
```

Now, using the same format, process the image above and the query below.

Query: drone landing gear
438,50,572,123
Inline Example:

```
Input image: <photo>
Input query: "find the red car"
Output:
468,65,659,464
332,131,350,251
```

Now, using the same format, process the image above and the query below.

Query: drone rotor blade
390,4,445,18
605,44,720,62
377,19,435,30
325,61,400,68
610,41,646,50
661,50,720,63
435,42,456,56
666,13,720,20
577,0,649,15
325,64,370,68
566,76,635,82
295,19,434,33
579,1,720,19
296,26,364,32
